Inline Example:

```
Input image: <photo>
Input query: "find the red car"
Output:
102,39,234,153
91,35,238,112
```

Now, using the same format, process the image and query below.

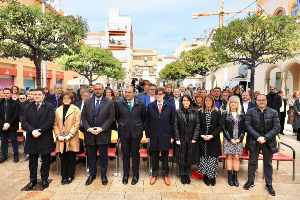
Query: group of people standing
0,82,289,197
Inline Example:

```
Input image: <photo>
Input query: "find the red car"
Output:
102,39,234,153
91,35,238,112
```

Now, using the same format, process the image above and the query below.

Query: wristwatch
264,137,267,141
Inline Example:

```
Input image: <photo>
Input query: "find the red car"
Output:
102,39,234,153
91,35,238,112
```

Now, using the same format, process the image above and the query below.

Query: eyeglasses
156,93,164,96
94,88,102,91
19,98,26,100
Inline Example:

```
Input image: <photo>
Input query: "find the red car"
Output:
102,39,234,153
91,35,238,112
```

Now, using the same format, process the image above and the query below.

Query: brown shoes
164,176,170,186
150,177,157,185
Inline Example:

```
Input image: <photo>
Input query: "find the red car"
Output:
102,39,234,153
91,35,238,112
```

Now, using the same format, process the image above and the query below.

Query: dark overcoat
0,98,20,133
198,109,223,157
22,101,55,155
173,109,200,166
145,100,175,152
293,99,300,130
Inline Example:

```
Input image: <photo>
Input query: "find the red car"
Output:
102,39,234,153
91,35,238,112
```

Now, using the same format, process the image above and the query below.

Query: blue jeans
0,131,19,158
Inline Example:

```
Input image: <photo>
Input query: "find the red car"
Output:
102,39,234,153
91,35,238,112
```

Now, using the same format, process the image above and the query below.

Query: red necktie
159,104,162,114
37,103,40,112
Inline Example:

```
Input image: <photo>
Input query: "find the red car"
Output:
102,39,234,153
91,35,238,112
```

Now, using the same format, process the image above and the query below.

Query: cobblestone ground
0,128,299,200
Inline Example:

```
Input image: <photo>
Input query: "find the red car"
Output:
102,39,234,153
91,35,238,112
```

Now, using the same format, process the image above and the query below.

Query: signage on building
0,68,17,76
23,70,36,77
291,0,300,16
56,74,64,79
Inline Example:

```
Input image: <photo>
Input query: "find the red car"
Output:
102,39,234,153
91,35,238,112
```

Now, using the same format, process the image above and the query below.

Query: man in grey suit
115,86,146,185
81,83,115,186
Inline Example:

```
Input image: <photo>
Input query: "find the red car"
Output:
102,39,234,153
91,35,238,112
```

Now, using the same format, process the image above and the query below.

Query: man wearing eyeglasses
145,88,175,186
243,94,280,196
67,86,79,104
81,83,115,186
141,84,157,110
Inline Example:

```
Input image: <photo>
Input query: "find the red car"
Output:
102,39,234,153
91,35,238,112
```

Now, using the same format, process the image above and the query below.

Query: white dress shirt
243,101,249,114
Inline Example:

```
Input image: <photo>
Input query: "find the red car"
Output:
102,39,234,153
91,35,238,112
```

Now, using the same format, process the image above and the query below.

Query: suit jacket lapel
153,101,159,111
90,98,95,115
99,97,106,112
37,103,46,120
65,105,75,118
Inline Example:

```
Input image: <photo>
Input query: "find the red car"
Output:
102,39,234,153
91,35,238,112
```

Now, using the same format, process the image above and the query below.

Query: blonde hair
184,90,191,97
200,94,218,113
226,95,242,114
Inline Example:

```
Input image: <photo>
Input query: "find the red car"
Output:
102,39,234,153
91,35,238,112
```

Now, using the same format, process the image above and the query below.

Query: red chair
96,139,120,176
260,142,295,180
8,130,25,145
76,148,88,175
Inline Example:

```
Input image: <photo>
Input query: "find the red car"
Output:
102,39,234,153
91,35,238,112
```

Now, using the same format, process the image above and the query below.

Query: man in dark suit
277,91,287,135
145,88,175,186
22,88,55,190
115,86,146,185
241,92,257,114
266,87,282,119
81,83,115,186
19,89,35,163
0,88,20,164
44,84,63,110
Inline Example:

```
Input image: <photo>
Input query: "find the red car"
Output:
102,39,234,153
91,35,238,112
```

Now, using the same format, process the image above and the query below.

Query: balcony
109,39,127,46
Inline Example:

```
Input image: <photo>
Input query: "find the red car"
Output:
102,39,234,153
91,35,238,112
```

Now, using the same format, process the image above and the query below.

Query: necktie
129,101,132,112
37,103,40,112
93,100,100,126
56,96,59,108
159,103,162,114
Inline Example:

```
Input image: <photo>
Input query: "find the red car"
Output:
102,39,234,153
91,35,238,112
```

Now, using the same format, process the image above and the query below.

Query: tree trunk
89,73,93,85
250,63,255,103
34,58,42,88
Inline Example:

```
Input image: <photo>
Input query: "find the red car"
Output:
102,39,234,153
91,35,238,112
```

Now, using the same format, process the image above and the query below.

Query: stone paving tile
0,190,21,200
271,195,300,200
109,179,144,192
196,193,235,200
13,191,55,200
7,179,30,191
49,191,90,200
9,171,34,180
0,179,19,190
161,192,198,199
273,183,300,196
232,194,273,200
0,170,17,180
125,191,161,200
87,191,125,200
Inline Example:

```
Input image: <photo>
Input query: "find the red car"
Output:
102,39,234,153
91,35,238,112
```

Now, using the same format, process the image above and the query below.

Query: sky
58,0,257,56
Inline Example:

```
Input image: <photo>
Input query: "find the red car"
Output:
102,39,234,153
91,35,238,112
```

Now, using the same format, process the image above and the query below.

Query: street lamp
135,65,139,71
144,56,148,62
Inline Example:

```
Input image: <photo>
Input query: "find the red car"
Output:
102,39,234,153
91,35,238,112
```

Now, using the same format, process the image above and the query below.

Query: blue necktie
93,100,100,126
129,101,132,112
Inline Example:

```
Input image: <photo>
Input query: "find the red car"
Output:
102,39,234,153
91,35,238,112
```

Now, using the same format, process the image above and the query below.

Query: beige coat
53,104,81,153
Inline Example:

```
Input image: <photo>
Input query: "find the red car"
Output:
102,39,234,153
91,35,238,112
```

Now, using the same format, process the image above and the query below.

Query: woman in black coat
174,95,200,185
294,98,300,141
222,96,245,187
197,94,223,186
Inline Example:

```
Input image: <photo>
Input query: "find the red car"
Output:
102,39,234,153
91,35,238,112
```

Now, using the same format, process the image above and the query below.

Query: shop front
0,68,17,89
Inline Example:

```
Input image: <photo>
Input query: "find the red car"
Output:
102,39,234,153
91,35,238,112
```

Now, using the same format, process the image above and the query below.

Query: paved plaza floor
0,129,299,200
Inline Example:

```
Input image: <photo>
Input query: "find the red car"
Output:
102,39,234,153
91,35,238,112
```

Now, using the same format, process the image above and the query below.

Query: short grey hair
54,84,62,89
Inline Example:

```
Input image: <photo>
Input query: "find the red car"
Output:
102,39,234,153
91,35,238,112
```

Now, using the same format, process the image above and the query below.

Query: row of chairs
9,130,296,180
